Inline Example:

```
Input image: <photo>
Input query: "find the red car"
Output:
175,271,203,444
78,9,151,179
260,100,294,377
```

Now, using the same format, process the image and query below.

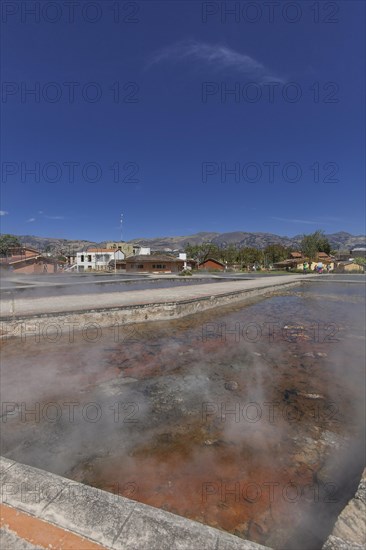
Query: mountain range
11,231,366,254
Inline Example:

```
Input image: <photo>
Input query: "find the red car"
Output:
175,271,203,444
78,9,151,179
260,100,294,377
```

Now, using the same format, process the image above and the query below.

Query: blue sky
1,0,365,241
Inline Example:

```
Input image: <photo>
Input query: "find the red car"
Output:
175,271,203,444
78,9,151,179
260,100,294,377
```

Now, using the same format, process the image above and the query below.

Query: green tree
185,242,220,263
238,247,263,269
300,230,331,261
0,234,21,256
220,244,238,265
264,244,289,265
354,257,366,266
317,233,331,255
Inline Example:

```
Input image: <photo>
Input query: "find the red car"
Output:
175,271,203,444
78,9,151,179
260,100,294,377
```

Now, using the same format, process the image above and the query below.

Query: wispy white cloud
272,217,327,225
321,216,343,222
0,210,9,216
148,40,285,82
25,212,64,222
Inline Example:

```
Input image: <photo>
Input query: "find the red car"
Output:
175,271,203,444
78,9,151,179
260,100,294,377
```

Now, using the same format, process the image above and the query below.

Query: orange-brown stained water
87,432,315,545
2,284,365,549
66,328,346,547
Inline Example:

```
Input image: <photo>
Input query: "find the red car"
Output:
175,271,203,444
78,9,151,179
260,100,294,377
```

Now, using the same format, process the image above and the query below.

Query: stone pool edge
322,468,366,549
0,279,303,338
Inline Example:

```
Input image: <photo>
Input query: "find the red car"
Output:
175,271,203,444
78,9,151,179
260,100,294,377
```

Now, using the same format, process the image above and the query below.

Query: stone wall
322,469,366,549
1,281,301,339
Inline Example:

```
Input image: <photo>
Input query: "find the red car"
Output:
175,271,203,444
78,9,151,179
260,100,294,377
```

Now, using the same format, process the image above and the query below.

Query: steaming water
1,280,365,549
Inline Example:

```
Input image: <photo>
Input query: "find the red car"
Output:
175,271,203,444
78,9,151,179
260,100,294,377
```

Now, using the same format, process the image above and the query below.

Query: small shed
198,258,225,271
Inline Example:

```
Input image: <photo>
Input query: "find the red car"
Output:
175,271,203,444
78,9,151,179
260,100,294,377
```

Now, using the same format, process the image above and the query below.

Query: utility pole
114,213,124,275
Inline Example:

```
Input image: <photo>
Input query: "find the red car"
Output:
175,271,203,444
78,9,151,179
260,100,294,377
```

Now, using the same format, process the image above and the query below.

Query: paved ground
0,274,309,318
1,527,44,550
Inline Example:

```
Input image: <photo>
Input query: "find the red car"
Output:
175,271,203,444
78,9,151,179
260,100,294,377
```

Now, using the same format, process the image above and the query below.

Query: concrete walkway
0,275,308,319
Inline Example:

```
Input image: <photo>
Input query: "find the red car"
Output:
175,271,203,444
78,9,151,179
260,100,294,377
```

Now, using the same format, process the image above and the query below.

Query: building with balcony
76,249,125,271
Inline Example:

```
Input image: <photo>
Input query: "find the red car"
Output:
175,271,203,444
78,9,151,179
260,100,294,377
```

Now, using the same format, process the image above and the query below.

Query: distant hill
8,231,366,255
13,235,97,254
131,231,366,252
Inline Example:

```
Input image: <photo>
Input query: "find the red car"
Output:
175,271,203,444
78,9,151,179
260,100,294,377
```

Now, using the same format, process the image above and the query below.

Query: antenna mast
120,213,123,242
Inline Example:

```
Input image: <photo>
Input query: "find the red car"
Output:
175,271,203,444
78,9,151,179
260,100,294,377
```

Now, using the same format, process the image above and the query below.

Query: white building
76,249,125,272
178,252,188,269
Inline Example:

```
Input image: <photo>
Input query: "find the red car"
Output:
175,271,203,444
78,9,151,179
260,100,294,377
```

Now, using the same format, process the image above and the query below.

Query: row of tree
185,230,332,267
185,242,291,267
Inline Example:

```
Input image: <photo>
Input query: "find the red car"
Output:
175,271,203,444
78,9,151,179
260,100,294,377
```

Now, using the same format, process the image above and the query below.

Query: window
80,255,84,262
88,255,92,262
138,264,144,269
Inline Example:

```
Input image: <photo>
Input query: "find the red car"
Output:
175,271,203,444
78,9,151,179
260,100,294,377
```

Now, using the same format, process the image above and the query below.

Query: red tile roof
199,258,225,267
